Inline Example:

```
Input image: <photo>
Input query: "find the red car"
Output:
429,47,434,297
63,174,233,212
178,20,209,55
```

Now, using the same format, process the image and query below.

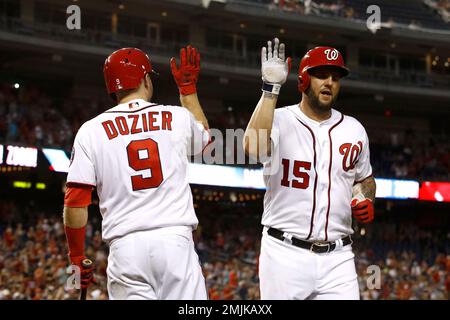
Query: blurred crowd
424,0,450,22
0,84,105,152
0,201,448,300
355,220,449,300
0,204,109,300
0,84,73,152
370,129,450,181
271,0,356,19
267,0,449,27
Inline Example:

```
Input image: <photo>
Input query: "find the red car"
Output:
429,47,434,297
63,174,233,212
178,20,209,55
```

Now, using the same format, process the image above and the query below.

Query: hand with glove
351,183,374,223
170,45,200,96
261,37,291,95
70,255,96,290
65,225,96,290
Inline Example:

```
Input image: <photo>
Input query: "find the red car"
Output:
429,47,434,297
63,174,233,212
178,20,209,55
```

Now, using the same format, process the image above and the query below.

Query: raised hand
170,45,200,96
261,38,291,95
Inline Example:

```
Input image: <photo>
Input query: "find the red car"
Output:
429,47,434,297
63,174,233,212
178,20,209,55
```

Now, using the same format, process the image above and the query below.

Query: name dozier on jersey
102,110,173,140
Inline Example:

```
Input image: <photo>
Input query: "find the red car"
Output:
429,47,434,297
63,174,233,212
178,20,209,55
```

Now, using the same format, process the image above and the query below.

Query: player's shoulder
275,105,296,114
76,118,95,134
73,117,100,144
159,103,190,115
274,104,297,118
152,104,193,123
339,111,367,133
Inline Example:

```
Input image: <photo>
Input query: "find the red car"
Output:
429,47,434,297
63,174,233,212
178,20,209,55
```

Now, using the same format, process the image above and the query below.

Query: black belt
267,227,352,254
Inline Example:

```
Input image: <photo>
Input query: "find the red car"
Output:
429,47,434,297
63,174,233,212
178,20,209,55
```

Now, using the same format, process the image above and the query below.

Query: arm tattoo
360,176,376,202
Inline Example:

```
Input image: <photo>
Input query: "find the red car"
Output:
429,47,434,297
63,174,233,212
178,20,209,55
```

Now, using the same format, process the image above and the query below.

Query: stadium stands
0,202,448,300
242,0,450,28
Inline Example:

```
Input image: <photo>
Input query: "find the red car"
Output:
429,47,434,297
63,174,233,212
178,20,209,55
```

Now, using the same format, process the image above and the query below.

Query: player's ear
140,73,151,92
144,73,152,88
144,73,153,100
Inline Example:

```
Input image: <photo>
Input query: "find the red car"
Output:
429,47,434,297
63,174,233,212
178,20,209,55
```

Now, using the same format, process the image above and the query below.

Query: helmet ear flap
298,74,303,93
298,71,309,92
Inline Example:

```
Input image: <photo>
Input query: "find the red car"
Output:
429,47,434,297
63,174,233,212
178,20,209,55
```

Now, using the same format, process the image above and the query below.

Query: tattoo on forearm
361,177,376,201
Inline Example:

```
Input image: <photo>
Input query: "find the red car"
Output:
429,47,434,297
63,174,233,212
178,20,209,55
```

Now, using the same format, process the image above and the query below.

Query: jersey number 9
126,138,163,191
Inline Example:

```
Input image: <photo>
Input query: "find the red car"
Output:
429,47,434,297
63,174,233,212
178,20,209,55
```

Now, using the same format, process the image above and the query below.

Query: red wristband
179,84,197,96
64,225,86,258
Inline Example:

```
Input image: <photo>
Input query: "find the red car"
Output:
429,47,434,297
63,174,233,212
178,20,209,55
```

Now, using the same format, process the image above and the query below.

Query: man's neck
118,93,149,105
299,99,332,122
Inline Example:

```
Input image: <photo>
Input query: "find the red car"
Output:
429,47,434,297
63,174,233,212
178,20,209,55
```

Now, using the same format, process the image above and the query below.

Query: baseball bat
80,258,93,300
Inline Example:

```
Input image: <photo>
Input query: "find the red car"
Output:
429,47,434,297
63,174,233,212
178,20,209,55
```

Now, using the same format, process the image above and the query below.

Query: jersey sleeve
67,123,96,187
187,110,210,156
261,110,280,165
355,128,373,182
271,111,281,151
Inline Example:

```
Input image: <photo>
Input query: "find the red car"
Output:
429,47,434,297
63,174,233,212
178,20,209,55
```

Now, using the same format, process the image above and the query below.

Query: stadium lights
4,145,38,167
12,181,46,190
13,181,32,189
35,183,46,190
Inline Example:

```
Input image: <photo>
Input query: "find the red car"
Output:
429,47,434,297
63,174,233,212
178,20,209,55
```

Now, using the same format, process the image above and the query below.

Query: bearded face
306,66,343,112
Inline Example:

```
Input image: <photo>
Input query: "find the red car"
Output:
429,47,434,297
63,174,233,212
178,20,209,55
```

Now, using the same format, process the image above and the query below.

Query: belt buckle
310,242,331,253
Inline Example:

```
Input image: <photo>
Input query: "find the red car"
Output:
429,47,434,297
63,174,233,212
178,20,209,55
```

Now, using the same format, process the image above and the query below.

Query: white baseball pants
106,226,207,300
259,229,360,300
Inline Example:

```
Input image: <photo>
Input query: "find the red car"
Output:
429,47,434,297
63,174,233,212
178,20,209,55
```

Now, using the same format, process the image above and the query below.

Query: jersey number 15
281,158,312,189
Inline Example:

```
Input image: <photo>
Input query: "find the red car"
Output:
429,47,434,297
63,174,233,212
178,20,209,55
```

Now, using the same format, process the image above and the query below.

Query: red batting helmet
103,48,157,96
298,46,349,92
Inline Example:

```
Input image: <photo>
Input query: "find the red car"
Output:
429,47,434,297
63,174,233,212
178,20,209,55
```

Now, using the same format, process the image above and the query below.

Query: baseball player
63,46,210,299
243,38,376,300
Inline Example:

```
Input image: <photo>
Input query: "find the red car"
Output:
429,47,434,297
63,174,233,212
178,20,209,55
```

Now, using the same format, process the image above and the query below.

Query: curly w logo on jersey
339,141,363,172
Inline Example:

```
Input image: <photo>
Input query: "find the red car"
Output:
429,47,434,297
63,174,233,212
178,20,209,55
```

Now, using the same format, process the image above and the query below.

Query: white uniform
259,104,372,300
67,98,209,300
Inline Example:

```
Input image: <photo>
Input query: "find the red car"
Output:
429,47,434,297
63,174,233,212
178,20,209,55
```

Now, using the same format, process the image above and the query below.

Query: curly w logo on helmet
324,48,340,61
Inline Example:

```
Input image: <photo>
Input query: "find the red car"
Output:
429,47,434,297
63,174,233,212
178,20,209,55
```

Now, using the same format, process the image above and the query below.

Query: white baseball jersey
262,104,372,241
67,99,209,243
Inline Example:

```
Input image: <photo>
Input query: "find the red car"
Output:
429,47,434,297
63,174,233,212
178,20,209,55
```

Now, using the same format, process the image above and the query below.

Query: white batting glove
261,38,291,95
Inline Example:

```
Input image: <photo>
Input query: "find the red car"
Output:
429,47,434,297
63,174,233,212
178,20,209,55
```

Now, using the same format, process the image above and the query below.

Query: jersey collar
117,98,151,110
287,104,341,127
